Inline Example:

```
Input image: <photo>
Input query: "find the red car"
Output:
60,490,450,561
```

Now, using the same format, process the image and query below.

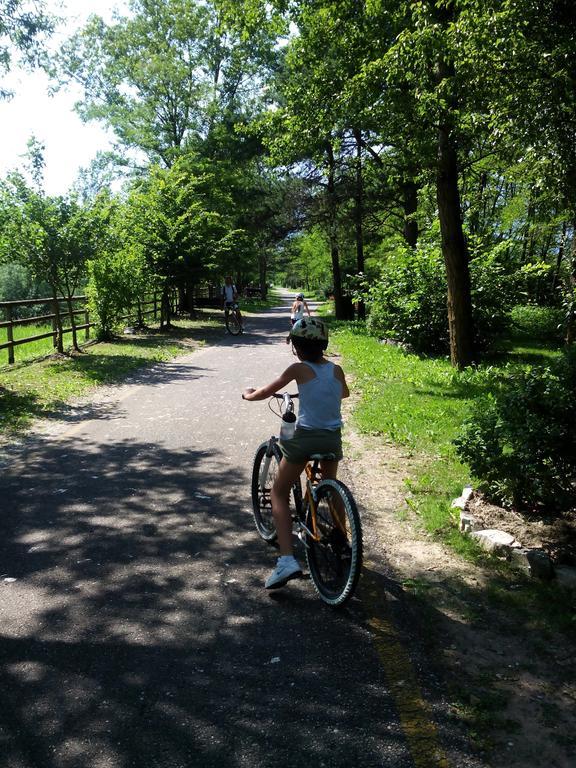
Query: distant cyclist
221,276,243,330
290,292,311,326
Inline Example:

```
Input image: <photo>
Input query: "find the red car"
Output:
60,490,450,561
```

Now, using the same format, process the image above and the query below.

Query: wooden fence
0,293,172,365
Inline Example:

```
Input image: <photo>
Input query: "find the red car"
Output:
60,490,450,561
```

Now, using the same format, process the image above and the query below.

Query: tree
121,153,241,324
0,173,94,351
58,0,279,167
0,0,54,98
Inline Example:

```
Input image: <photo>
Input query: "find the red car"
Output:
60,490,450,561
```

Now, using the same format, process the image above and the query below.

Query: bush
364,243,449,353
510,304,564,341
455,350,576,512
362,241,515,355
87,249,143,339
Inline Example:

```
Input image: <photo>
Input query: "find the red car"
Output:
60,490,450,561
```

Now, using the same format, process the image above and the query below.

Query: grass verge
330,321,574,634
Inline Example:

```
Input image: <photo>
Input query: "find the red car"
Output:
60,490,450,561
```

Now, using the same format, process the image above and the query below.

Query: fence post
52,295,64,353
6,304,14,365
85,308,90,340
52,309,58,348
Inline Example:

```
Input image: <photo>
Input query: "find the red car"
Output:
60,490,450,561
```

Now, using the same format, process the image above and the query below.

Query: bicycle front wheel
226,309,242,335
305,479,362,606
251,441,302,544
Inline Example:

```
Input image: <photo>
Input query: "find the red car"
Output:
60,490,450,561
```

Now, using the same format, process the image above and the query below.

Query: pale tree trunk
326,141,344,319
565,221,576,346
552,221,567,292
353,128,366,320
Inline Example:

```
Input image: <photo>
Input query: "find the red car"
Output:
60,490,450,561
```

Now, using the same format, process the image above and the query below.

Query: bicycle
224,302,243,335
250,392,363,607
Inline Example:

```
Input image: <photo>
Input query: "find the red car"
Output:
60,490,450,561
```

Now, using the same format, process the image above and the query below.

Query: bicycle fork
259,443,275,490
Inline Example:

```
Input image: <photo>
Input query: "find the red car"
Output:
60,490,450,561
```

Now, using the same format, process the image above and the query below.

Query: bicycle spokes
305,480,362,607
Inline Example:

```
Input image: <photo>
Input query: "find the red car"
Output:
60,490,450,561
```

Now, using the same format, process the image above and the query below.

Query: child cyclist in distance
290,292,311,326
242,318,350,589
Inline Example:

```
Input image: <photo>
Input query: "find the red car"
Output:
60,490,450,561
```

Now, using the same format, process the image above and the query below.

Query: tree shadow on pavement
0,433,416,768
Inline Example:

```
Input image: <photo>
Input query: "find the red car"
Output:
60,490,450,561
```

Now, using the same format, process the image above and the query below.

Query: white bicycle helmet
290,317,328,341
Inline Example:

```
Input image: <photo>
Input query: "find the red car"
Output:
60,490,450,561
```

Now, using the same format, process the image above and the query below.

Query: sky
0,0,129,196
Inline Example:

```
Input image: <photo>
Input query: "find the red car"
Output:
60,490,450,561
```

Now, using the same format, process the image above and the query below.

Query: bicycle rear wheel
251,441,302,543
305,479,362,606
226,309,242,335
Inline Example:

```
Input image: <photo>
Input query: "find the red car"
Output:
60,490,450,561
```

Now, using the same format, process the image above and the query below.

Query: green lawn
0,322,75,365
330,320,564,554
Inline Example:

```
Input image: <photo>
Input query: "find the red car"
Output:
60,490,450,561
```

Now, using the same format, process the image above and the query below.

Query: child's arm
242,363,300,401
304,300,311,315
335,365,350,398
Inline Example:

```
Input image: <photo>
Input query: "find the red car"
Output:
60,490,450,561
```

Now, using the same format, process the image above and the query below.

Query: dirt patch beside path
340,425,576,768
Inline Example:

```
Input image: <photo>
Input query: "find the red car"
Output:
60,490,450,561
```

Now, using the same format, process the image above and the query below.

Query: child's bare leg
319,459,339,480
270,458,306,555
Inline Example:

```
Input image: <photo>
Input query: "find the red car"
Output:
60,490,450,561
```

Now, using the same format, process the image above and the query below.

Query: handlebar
274,392,298,415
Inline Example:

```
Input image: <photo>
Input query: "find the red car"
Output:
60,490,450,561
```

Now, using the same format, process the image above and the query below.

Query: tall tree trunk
552,221,567,292
402,178,419,247
434,4,475,369
521,192,535,264
326,141,344,319
437,122,475,368
565,221,576,346
353,128,366,320
259,252,268,299
160,284,172,329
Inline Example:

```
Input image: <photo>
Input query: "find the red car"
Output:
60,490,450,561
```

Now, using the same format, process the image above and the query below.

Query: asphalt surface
0,294,480,768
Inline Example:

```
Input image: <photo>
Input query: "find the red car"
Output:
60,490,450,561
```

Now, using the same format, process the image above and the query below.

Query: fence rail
0,292,175,366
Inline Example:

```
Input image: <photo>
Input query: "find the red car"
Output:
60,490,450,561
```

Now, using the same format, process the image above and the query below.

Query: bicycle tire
226,309,242,335
251,441,302,543
305,479,362,607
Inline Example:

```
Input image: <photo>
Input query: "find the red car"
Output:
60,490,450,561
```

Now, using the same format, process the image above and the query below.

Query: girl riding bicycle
242,318,350,589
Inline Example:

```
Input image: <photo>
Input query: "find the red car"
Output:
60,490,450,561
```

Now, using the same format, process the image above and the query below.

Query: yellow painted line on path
362,564,450,768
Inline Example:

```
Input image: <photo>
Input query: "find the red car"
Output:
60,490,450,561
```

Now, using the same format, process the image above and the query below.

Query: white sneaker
265,556,302,589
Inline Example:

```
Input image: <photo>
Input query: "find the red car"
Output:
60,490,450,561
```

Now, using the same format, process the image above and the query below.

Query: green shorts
279,427,343,464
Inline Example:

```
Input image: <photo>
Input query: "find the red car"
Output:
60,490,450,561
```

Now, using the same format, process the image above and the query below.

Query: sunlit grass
0,322,75,365
331,321,563,549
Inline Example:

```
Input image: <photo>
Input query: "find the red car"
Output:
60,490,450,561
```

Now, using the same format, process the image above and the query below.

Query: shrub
455,350,576,512
509,304,564,341
362,241,515,355
364,243,449,353
87,248,144,339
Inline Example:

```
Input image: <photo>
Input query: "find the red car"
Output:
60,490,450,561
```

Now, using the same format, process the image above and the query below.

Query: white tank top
291,302,304,321
297,361,343,430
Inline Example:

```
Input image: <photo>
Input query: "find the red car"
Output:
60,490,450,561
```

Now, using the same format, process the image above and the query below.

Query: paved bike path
0,295,475,768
